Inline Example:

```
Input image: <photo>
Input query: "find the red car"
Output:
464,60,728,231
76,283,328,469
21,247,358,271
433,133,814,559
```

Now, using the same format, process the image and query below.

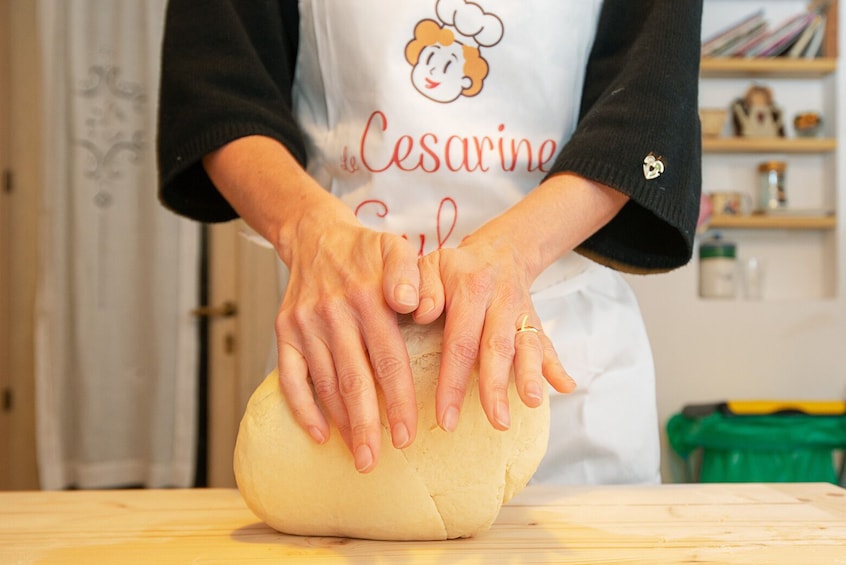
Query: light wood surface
2,483,845,564
700,57,838,78
701,136,837,153
708,213,837,230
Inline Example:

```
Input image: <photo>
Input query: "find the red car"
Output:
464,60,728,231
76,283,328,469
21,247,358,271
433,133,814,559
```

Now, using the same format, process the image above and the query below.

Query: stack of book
701,3,831,58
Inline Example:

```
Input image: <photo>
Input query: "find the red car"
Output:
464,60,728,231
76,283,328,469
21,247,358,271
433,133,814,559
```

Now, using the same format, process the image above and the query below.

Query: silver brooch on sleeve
643,153,665,180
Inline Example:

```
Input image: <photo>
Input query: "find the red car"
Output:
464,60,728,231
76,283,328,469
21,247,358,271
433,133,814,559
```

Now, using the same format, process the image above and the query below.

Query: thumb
414,251,445,324
381,234,420,314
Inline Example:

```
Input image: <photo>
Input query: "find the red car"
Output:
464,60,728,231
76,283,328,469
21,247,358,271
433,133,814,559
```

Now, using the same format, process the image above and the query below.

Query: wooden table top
2,483,845,564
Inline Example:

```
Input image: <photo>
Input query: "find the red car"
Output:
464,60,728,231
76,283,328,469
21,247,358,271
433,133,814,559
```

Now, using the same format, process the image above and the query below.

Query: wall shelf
702,136,837,153
707,213,837,230
701,57,838,78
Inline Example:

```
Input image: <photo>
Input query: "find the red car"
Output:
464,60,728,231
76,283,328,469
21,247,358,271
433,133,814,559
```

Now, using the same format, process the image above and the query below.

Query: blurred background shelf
707,212,837,230
702,136,837,152
701,57,838,78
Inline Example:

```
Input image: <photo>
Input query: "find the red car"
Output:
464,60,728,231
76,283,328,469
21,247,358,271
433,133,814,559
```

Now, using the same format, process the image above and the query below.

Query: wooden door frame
0,0,40,491
206,220,280,487
0,0,12,489
205,222,239,487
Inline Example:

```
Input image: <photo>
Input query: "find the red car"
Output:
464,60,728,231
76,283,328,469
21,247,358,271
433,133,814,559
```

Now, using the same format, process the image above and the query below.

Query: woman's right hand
202,135,422,474
275,208,423,473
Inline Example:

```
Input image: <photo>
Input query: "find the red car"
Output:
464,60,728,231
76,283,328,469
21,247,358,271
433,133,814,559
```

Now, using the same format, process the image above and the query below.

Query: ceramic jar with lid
699,233,737,299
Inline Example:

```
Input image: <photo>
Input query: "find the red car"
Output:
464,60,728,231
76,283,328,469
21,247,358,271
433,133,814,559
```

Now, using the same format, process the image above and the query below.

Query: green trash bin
667,409,846,484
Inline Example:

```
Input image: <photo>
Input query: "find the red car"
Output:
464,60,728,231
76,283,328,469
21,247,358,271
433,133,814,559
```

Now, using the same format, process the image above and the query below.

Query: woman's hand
414,173,629,432
415,231,576,433
203,135,628,469
203,136,422,474
275,209,422,473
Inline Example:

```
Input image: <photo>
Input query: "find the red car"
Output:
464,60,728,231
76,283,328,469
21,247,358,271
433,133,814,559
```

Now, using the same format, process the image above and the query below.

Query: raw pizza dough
234,316,549,540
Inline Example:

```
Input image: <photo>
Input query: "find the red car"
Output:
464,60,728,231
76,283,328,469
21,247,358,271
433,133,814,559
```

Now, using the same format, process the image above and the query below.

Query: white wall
627,0,846,482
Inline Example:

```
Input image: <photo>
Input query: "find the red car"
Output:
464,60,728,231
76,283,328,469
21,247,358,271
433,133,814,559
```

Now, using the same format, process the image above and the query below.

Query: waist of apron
530,252,600,299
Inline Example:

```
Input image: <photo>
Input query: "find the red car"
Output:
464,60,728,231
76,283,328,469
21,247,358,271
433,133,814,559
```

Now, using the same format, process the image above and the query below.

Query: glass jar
757,160,787,211
699,233,737,299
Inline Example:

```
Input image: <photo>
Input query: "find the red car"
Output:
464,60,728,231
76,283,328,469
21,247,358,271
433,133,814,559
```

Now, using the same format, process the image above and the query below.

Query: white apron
291,0,660,484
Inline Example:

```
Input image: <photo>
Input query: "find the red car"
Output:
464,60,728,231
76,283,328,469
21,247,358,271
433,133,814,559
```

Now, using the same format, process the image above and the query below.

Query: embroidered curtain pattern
35,0,200,489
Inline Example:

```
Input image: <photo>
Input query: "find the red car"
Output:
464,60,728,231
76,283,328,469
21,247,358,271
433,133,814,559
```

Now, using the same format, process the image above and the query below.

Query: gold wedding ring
516,315,539,335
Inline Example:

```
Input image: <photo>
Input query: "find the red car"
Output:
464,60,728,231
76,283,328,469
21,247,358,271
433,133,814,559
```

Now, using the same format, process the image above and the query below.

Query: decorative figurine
731,84,785,138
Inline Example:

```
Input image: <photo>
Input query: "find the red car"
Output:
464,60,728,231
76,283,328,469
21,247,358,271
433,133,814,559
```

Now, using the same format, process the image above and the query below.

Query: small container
699,108,727,138
793,111,822,137
699,233,737,299
757,160,787,211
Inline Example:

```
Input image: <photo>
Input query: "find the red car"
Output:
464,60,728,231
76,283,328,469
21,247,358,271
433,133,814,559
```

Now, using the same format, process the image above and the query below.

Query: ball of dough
234,316,549,541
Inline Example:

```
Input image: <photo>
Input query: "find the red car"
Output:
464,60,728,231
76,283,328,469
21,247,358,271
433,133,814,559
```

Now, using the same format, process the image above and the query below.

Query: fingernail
526,382,543,405
417,297,435,317
392,422,410,449
354,444,374,473
308,426,327,444
441,406,459,432
395,283,418,307
495,400,511,429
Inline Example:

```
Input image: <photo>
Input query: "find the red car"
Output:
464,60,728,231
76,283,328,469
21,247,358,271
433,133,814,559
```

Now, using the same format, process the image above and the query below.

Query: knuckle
274,313,286,335
385,399,410,423
445,336,480,370
311,376,340,402
480,369,510,396
335,419,352,438
486,333,516,360
336,368,369,398
339,267,379,300
372,354,407,384
441,379,468,401
487,380,509,398
350,421,375,442
342,282,371,308
311,296,347,324
275,306,298,336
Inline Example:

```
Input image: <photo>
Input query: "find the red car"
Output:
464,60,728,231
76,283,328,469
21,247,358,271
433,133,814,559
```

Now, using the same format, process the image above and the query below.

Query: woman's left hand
414,229,576,433
414,173,629,433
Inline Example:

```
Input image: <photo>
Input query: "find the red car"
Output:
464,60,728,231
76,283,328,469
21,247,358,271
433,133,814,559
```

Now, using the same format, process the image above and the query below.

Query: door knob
191,301,238,318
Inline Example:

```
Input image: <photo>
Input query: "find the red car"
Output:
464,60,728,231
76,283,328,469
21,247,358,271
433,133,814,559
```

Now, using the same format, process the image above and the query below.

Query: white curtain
35,0,200,489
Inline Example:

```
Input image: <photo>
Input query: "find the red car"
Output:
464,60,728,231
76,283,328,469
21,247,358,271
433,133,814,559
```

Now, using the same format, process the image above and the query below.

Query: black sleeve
156,0,303,222
549,0,703,273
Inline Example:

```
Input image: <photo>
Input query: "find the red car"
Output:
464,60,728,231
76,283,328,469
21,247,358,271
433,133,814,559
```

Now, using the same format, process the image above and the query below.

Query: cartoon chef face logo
405,0,504,103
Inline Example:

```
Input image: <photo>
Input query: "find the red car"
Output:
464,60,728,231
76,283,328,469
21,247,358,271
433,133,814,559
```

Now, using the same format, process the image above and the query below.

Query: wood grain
700,57,838,78
708,214,837,230
1,484,845,564
701,137,837,154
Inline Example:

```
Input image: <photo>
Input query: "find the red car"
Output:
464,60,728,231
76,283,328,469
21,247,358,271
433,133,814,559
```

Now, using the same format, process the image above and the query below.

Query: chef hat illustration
436,0,504,48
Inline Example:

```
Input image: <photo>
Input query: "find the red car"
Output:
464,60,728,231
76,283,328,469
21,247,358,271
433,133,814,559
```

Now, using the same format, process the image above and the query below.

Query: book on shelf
722,23,771,56
701,2,833,59
801,15,827,58
787,14,825,57
744,11,816,57
701,10,766,57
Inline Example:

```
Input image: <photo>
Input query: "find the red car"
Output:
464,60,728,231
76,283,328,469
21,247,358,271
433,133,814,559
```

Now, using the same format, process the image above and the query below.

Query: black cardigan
157,0,703,273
